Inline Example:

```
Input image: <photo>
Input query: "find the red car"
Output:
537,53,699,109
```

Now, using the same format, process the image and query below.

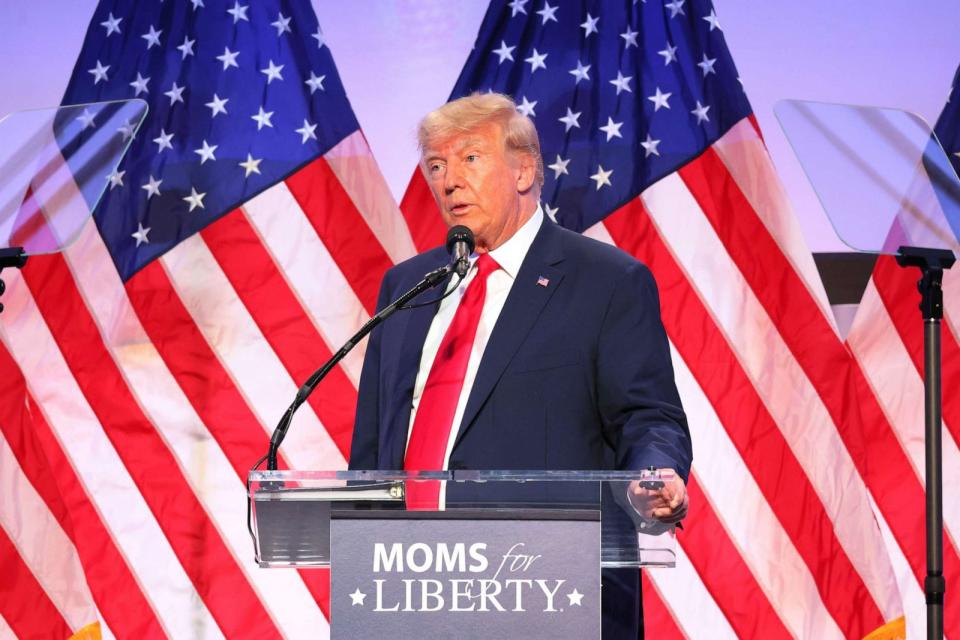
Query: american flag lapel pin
537,275,550,287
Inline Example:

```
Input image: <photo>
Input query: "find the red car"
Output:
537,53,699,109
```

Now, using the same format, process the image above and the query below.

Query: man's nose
444,161,464,194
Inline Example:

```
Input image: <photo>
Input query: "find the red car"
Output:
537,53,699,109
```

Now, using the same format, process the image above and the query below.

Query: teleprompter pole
896,246,955,640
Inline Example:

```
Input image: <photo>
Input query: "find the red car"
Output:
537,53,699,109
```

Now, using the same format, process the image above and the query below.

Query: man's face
422,122,531,252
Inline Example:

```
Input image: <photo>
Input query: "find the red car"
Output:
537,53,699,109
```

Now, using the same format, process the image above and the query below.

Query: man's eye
466,154,478,162
429,163,444,173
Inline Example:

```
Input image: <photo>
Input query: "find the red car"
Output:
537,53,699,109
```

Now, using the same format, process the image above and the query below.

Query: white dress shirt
406,205,545,475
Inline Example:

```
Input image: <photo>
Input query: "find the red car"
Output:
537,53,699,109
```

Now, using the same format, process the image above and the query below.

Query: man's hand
628,469,688,524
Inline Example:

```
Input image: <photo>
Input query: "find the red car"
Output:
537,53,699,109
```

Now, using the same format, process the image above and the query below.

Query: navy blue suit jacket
349,217,691,479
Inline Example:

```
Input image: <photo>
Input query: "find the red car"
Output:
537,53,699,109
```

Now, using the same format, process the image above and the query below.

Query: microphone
446,225,475,278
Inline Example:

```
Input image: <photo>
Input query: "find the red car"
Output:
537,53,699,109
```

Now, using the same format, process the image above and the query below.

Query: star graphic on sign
666,0,685,18
698,54,717,77
558,107,582,132
581,13,599,37
177,36,195,60
117,120,136,141
164,82,185,106
141,175,162,199
205,94,229,117
525,48,547,73
703,9,721,31
547,154,570,178
305,72,326,94
536,1,558,24
271,12,292,36
153,129,174,153
129,73,150,96
261,60,284,83
658,43,678,65
620,26,639,48
100,12,122,36
239,153,262,177
691,100,711,124
590,165,613,190
312,27,326,48
599,117,624,141
296,119,318,143
76,108,96,130
252,107,275,130
218,47,240,70
194,140,218,165
544,203,559,222
517,96,537,118
641,133,661,157
349,588,367,606
140,174,163,200
227,1,249,23
609,71,632,95
88,60,109,85
183,187,206,212
141,25,162,49
106,169,124,189
569,60,590,84
508,0,528,17
567,589,584,606
131,222,151,247
648,87,672,111
493,41,515,64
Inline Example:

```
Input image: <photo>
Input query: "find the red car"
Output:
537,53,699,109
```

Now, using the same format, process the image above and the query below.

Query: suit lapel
383,252,449,468
452,220,565,450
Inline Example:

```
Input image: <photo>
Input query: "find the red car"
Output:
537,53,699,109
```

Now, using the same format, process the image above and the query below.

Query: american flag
0,1,952,639
0,0,414,637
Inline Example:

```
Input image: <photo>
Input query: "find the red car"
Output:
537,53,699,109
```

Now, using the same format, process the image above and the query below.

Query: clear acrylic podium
247,469,676,569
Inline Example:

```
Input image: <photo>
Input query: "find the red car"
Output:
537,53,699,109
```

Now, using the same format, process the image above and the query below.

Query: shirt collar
485,204,544,279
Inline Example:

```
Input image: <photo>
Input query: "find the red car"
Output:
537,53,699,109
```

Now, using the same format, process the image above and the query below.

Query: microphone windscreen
445,225,475,255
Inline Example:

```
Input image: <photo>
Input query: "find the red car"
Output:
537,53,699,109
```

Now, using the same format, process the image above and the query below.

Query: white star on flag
76,108,96,130
217,47,240,70
525,48,547,73
141,25,162,49
141,176,162,199
205,94,229,117
164,82,185,106
271,12,292,36
648,87,672,111
194,140,218,164
658,43,678,65
543,203,559,222
261,60,284,83
547,154,570,178
703,9,721,31
517,96,537,117
183,187,206,212
599,117,624,141
641,133,661,157
177,36,196,59
609,71,632,95
296,120,318,143
131,222,151,247
239,154,262,177
153,129,174,153
691,100,711,124
117,120,136,142
558,107,582,132
88,61,109,84
581,13,599,37
493,41,515,64
227,1,249,23
590,165,613,190
311,27,325,48
509,0,528,17
569,60,590,84
536,1,558,24
129,73,150,96
100,12,121,36
666,0,685,18
305,72,326,94
190,0,204,10
251,107,275,130
698,54,717,77
106,169,125,189
620,26,639,48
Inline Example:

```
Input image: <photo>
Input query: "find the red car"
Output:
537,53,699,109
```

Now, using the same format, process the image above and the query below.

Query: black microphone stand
263,264,454,471
896,245,956,640
0,247,28,314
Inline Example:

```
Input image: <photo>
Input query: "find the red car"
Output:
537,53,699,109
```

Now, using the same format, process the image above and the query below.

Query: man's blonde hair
417,92,544,188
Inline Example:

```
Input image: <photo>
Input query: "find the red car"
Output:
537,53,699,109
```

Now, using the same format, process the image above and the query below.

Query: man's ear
515,153,537,193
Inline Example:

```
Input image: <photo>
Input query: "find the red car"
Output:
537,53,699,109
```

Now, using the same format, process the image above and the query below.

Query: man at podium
349,93,692,639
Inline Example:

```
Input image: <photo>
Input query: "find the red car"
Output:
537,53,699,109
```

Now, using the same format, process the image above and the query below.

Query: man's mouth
449,203,471,215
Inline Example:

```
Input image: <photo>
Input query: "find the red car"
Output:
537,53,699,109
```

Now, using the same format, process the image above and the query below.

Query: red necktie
404,253,500,509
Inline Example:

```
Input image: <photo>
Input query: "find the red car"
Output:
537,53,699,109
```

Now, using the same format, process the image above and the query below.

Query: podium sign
330,515,600,639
